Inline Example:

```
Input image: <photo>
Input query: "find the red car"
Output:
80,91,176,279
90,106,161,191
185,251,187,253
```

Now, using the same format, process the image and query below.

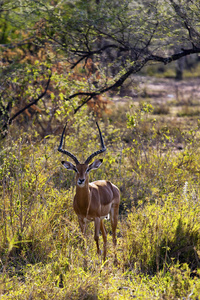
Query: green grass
1,104,200,299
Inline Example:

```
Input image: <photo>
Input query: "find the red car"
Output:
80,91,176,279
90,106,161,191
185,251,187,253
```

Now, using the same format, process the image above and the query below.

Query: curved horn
58,123,80,165
85,122,106,164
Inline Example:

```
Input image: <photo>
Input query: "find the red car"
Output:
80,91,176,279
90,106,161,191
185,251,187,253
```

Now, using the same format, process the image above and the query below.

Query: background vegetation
1,0,200,299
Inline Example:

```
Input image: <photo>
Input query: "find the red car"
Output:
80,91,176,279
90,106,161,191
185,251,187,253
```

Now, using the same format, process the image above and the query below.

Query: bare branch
70,44,128,69
149,47,200,64
67,45,200,114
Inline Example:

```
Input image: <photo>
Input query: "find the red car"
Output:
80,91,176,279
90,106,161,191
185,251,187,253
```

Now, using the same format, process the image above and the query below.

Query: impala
58,122,120,261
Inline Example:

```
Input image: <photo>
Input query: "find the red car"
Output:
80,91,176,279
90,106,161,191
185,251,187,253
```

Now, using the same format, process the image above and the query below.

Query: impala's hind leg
94,217,101,255
110,196,120,265
100,219,107,261
110,200,120,247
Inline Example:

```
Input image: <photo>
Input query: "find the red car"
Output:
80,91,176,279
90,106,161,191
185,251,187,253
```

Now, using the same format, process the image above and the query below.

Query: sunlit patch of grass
1,255,200,299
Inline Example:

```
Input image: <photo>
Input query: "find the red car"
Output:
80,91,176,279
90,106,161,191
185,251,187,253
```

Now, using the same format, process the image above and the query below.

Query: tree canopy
1,0,200,137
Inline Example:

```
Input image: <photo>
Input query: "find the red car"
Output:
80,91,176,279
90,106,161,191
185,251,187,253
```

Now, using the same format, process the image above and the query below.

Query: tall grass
1,111,200,299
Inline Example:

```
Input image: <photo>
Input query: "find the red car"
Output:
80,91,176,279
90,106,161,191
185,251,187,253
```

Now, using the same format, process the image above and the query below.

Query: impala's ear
62,161,77,172
87,159,103,173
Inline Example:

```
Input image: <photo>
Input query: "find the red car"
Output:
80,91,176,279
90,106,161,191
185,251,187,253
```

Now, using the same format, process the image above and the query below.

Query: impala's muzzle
77,178,85,187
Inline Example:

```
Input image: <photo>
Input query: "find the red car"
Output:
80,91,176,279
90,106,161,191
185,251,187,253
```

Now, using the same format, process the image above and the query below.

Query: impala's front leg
94,217,101,255
77,216,88,254
78,216,88,269
78,216,85,233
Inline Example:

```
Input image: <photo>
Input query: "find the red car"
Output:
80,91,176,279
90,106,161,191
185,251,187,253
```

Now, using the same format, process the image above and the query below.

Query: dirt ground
112,76,200,116
136,76,200,104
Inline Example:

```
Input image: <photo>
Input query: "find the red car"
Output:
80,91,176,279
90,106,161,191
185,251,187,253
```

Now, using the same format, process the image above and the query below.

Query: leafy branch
9,71,52,124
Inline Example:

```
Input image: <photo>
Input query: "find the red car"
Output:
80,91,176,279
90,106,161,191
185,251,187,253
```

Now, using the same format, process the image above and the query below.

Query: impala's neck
75,178,91,211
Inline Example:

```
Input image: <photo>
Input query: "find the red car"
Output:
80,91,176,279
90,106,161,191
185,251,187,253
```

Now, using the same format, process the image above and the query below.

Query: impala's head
62,159,103,187
58,122,106,188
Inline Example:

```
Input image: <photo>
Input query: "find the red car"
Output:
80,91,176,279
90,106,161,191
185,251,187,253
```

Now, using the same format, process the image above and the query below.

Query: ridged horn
85,122,106,164
58,123,80,165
